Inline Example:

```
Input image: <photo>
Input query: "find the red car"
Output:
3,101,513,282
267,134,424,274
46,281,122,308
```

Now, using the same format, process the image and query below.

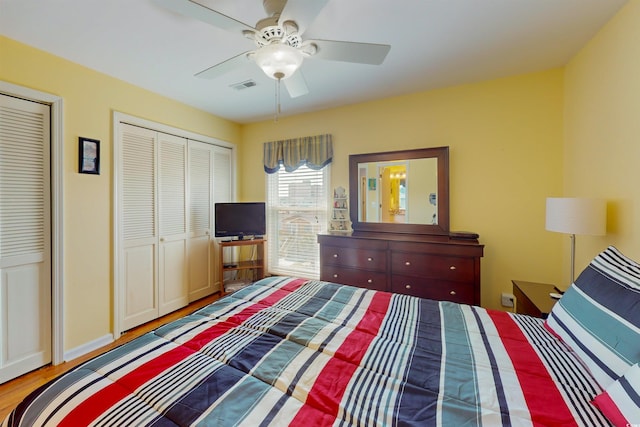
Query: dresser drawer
391,276,474,304
320,245,387,272
391,253,474,282
318,233,483,306
321,265,387,291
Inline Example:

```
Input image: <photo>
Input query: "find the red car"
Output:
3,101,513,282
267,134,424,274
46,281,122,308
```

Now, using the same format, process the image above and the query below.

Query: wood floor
0,292,221,421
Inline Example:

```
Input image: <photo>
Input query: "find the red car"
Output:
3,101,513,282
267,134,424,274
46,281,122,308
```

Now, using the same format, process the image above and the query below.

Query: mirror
349,147,449,235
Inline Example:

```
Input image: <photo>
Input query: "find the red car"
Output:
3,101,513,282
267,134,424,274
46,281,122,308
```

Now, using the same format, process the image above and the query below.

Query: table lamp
545,197,606,283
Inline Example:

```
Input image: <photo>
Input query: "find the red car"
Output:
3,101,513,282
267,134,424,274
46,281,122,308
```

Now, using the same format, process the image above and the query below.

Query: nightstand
511,280,559,319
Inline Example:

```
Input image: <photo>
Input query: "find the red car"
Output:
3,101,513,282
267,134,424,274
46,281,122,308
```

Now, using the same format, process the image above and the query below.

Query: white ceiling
0,0,628,124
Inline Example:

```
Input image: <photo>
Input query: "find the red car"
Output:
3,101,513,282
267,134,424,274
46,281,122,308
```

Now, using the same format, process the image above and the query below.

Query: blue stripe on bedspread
394,297,442,424
256,286,368,426
162,364,285,426
439,302,483,426
471,307,511,427
226,282,343,375
11,333,175,427
161,278,364,425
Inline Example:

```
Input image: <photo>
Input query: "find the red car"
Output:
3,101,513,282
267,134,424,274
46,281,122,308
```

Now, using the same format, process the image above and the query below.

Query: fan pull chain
274,72,284,122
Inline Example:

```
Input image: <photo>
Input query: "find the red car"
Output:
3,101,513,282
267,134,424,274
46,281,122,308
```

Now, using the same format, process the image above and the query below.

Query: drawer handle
449,265,456,270
333,253,339,258
405,284,411,289
367,257,373,262
367,279,373,284
450,290,456,295
405,261,411,266
333,274,338,278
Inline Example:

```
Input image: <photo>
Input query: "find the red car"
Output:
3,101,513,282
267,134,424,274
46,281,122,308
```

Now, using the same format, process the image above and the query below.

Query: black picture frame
79,137,100,174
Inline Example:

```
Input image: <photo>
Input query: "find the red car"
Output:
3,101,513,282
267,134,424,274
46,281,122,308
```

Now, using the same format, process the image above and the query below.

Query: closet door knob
367,279,373,284
405,284,412,290
449,265,456,270
333,253,339,258
405,261,411,266
450,290,456,295
367,257,373,262
160,237,165,242
333,273,338,278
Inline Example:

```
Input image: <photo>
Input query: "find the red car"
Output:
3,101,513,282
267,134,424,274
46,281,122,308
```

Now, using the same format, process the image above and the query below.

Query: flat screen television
214,202,266,239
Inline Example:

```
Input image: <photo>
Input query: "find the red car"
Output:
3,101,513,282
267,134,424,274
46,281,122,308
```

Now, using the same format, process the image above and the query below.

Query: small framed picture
79,137,100,174
368,178,376,191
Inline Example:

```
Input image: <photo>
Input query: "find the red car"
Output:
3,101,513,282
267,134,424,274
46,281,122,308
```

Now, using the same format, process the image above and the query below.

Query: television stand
236,235,263,241
219,238,265,295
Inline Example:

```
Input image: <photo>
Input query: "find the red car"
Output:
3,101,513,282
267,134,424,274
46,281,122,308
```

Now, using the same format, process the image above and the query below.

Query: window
266,164,330,279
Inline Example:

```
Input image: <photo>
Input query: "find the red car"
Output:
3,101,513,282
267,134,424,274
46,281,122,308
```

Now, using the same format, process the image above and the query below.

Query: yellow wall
0,36,241,350
563,0,640,277
242,69,565,310
4,0,637,354
407,158,437,224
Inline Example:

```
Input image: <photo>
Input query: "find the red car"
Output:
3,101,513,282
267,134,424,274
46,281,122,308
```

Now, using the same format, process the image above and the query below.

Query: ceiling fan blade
310,39,391,65
195,52,251,79
154,0,254,33
279,0,330,35
283,71,309,98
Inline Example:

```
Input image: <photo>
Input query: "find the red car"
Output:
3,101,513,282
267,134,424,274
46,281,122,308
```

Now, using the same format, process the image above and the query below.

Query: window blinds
266,164,330,279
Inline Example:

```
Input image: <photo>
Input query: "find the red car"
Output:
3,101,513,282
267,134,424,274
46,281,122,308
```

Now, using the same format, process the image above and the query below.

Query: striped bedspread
4,277,610,426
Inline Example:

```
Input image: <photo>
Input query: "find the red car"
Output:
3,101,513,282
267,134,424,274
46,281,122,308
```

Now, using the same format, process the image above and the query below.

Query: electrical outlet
501,292,515,308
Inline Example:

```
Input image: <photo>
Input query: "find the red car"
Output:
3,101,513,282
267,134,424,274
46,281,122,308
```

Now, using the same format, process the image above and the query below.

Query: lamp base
569,233,576,284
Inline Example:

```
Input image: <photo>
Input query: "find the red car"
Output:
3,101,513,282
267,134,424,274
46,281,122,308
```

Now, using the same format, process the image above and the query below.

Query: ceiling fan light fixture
253,43,303,80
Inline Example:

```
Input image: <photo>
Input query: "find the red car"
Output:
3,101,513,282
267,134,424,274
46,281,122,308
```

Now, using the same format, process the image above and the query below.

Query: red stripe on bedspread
488,310,578,427
58,278,308,426
291,291,392,424
592,392,628,427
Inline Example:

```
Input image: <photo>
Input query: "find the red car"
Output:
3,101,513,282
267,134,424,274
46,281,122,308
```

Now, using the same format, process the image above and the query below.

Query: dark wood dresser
318,232,484,305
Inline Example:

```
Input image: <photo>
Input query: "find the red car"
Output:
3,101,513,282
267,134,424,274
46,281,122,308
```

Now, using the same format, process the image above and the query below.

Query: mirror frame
349,146,450,235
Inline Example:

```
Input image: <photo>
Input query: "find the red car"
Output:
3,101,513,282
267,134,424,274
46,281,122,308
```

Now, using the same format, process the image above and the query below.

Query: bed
3,246,639,426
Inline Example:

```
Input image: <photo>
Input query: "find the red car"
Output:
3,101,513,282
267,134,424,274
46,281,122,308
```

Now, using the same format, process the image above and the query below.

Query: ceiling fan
154,0,391,98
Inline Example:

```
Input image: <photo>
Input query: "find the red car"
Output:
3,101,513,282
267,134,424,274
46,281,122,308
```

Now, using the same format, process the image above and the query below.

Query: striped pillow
592,363,640,427
545,246,640,388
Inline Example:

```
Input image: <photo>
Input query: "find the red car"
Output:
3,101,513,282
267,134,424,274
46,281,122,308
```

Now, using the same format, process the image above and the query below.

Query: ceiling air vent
230,80,258,91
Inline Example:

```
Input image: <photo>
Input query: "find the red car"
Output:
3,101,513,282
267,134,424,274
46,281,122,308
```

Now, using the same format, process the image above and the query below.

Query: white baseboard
63,333,114,362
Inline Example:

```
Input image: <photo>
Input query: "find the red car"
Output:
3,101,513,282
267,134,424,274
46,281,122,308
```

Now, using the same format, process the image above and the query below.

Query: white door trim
0,81,64,365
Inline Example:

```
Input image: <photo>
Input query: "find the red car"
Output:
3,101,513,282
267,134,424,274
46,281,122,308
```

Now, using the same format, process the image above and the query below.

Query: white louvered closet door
212,145,233,290
187,142,232,300
118,121,230,331
212,145,232,204
157,133,188,316
120,124,158,330
188,141,214,300
0,94,51,383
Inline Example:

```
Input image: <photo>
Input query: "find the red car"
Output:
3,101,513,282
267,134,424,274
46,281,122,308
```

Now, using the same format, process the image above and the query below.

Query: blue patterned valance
263,134,333,174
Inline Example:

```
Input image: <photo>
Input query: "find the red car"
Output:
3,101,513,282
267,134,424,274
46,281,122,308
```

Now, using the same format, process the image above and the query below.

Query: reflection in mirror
349,146,449,236
358,158,438,225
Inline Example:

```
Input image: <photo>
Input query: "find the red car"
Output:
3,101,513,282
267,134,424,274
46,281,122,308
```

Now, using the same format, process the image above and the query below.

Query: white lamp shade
253,43,303,80
545,197,606,236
